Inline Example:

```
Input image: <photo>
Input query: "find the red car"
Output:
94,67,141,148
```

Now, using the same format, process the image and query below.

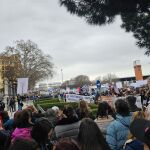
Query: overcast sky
0,0,149,83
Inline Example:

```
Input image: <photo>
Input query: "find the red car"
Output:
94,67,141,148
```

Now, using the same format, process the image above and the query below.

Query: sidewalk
7,100,34,118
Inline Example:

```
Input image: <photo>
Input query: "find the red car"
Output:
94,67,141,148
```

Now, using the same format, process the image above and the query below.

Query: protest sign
66,94,93,103
116,82,123,89
17,78,29,94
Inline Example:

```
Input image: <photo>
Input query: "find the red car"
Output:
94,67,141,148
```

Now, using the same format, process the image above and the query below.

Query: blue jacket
3,119,14,131
106,114,132,150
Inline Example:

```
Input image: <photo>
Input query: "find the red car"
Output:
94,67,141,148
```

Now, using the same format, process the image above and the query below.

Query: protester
76,100,94,120
140,88,146,106
129,119,150,150
144,104,150,121
95,102,114,137
3,111,20,132
32,110,45,123
0,99,5,111
128,110,145,139
106,99,132,150
7,97,9,111
31,117,54,150
11,109,33,142
145,89,150,106
78,118,110,150
45,106,60,126
123,111,145,149
46,108,59,127
17,95,23,111
9,138,40,150
0,111,9,124
54,107,80,140
9,97,16,113
53,138,80,150
0,115,11,150
94,92,100,104
126,96,141,112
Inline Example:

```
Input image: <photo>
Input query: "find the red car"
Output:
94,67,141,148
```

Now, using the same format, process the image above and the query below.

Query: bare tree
102,73,118,84
2,40,54,89
73,75,91,87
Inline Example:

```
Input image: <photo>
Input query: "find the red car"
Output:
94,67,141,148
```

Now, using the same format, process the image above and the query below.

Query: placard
17,78,29,94
66,94,93,103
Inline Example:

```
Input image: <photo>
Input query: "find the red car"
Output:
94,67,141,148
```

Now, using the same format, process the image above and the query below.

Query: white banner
66,94,93,103
116,82,123,89
17,78,29,95
130,80,147,88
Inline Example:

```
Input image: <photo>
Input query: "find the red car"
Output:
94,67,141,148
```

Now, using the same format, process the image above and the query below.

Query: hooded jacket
11,127,32,142
106,114,132,150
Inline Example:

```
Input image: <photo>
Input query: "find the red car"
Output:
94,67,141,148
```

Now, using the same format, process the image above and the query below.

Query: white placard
130,80,147,88
116,82,123,89
136,80,147,87
66,94,93,103
148,77,150,89
17,78,29,94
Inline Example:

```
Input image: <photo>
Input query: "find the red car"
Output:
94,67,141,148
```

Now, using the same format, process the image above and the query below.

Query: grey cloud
0,0,149,82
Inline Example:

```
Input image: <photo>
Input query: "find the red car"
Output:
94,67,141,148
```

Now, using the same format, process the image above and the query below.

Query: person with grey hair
45,108,59,126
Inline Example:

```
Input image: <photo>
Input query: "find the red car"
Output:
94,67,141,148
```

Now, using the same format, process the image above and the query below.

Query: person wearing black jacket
126,96,141,112
0,100,5,111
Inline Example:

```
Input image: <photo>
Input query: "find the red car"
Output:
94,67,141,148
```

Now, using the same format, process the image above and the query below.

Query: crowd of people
0,87,150,149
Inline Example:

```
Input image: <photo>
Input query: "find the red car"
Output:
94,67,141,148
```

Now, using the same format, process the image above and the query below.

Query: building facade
0,54,21,96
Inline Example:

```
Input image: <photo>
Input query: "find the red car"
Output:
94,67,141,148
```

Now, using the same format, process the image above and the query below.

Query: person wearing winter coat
31,117,54,150
106,99,132,150
54,107,80,140
95,101,114,137
0,100,5,111
126,96,141,112
11,109,33,142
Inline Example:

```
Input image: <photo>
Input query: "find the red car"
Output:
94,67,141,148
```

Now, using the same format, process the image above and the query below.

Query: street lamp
61,69,63,83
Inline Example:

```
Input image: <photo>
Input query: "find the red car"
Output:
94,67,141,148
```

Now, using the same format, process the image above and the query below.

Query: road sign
96,80,101,89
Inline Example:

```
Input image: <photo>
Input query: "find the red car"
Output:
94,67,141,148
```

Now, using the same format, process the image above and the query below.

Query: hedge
36,98,59,101
39,102,98,112
39,103,98,118
35,99,60,105
40,102,78,111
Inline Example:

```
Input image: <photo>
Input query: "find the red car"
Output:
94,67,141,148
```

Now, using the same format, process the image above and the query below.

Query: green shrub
36,101,98,118
91,109,97,117
39,101,98,112
37,98,59,101
40,102,78,111
88,103,98,109
35,99,61,105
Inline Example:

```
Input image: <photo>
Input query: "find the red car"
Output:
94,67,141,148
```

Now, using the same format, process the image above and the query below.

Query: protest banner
130,80,147,88
17,78,29,95
66,94,93,103
116,82,123,89
147,77,150,89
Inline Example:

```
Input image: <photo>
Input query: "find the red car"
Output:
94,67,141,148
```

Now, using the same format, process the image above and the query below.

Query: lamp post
61,69,63,84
